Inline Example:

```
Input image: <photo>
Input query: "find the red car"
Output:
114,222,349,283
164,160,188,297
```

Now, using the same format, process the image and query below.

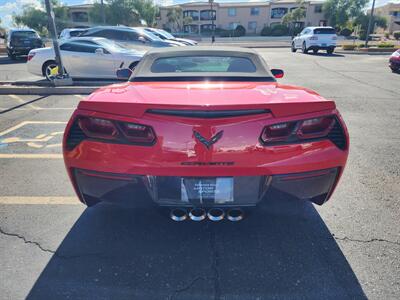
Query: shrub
260,26,272,36
270,24,289,36
377,42,395,48
342,44,357,50
394,31,400,40
235,25,246,37
340,28,352,37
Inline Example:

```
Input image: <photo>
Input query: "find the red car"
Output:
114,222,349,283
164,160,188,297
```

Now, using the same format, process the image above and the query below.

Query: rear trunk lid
79,81,335,118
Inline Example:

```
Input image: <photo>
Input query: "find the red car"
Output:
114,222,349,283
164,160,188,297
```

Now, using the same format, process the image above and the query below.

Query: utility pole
209,0,215,43
44,0,72,85
101,0,106,24
365,0,376,48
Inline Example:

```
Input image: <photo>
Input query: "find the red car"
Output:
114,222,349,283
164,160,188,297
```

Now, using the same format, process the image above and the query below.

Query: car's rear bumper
308,44,336,50
7,46,37,56
71,167,340,207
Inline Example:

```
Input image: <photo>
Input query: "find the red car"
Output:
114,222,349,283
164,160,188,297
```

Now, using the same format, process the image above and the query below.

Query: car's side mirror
95,48,104,55
116,68,132,80
138,36,146,43
271,69,284,79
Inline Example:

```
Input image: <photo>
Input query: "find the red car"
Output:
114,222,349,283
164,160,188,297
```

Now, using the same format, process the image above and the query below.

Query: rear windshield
151,56,257,73
12,31,39,39
70,30,84,37
313,28,336,34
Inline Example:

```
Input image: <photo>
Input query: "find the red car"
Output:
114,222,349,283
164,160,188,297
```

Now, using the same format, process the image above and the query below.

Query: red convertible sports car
63,47,349,221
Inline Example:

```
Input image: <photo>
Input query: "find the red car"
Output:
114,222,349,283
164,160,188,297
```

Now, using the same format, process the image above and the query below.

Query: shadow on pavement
310,52,345,58
0,56,27,65
26,195,366,300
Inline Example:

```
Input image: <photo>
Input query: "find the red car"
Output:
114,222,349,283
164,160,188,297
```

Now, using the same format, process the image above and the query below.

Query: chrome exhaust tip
170,208,187,222
189,208,206,221
227,208,244,222
207,208,225,222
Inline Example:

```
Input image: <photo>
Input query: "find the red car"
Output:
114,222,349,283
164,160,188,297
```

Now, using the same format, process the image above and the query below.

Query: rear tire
302,42,308,54
42,60,59,81
291,42,297,53
313,49,318,54
8,52,16,60
327,48,334,55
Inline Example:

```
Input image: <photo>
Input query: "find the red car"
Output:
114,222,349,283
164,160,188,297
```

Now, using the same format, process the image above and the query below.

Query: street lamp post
365,0,376,48
209,0,215,43
100,0,106,24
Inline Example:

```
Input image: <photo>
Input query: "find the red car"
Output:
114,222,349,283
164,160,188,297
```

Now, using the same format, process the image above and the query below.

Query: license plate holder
181,177,234,205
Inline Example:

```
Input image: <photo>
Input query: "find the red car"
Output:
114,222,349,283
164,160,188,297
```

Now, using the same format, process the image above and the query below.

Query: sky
1,0,399,28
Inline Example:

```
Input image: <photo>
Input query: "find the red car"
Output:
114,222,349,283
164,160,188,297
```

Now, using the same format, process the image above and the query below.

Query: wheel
313,49,318,54
291,42,297,53
129,61,139,70
42,60,59,81
302,42,308,54
8,52,16,60
327,48,334,55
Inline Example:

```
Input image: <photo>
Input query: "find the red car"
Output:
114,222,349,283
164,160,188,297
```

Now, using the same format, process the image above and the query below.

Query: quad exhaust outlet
170,207,244,222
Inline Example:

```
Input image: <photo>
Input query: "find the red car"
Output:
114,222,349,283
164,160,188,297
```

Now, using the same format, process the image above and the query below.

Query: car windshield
151,56,257,73
12,31,38,38
157,29,174,39
70,30,84,37
135,28,163,41
313,28,336,34
96,38,127,51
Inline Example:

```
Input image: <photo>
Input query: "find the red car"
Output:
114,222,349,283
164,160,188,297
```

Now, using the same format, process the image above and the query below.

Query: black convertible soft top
129,46,276,82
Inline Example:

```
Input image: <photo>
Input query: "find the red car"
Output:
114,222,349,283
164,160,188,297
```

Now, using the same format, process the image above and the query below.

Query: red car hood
78,82,335,118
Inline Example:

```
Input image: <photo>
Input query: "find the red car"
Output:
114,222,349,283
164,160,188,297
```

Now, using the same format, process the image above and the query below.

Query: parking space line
0,121,67,137
0,154,62,159
0,196,81,205
9,95,40,110
0,107,74,111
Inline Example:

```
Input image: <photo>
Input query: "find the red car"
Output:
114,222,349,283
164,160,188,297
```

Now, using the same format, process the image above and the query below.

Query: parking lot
0,48,399,299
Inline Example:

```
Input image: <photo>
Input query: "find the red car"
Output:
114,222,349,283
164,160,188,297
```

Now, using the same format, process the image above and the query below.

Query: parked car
59,28,87,39
6,29,44,60
389,49,400,73
291,27,337,54
27,37,144,80
143,28,197,45
63,47,349,222
79,26,184,50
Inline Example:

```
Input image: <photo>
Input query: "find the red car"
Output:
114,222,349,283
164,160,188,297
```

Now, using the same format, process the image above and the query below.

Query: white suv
292,27,337,54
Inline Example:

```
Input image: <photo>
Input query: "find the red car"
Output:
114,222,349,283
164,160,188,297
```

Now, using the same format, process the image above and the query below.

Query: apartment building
158,0,327,35
372,2,400,34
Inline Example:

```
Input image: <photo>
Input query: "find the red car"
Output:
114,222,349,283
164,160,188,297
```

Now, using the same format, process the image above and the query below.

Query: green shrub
270,24,289,36
235,25,246,37
394,31,400,40
260,26,272,36
377,42,395,48
340,28,352,37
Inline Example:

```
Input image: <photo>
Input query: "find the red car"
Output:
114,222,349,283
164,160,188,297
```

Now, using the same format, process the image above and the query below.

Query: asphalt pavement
0,48,399,299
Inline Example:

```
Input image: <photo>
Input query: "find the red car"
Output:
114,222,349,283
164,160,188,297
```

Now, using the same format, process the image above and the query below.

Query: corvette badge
193,130,224,149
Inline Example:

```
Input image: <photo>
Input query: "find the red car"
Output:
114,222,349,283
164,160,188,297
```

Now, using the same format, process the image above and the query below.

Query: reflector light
78,117,119,140
118,122,156,144
27,52,35,61
297,116,335,139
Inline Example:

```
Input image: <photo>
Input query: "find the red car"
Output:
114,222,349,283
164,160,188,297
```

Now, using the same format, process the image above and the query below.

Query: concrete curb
335,50,392,55
0,85,98,95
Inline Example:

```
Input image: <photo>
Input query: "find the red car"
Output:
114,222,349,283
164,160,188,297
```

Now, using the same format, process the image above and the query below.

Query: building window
314,5,323,13
228,8,236,17
250,7,260,16
290,7,298,12
271,8,288,19
183,10,199,21
71,11,88,23
248,21,257,30
319,20,327,26
200,24,216,34
200,10,216,21
184,24,199,34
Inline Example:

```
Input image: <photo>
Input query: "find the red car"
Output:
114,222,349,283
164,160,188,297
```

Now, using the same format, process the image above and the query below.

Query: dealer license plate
181,178,234,205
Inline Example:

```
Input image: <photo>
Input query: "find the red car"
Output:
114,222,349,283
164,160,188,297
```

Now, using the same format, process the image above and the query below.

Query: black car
6,29,44,60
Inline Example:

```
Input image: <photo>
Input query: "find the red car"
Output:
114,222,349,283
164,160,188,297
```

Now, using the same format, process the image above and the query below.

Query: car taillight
260,115,343,148
27,52,36,61
297,116,335,139
261,122,297,143
118,122,156,144
78,117,119,140
309,36,318,40
74,116,156,146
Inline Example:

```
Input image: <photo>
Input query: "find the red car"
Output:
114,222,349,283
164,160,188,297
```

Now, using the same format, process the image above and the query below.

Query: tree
89,0,158,27
282,0,306,35
13,0,68,35
166,7,183,32
323,0,368,29
353,12,387,39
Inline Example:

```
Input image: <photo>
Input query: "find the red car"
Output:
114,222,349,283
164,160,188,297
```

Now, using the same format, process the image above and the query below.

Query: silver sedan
27,37,145,80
